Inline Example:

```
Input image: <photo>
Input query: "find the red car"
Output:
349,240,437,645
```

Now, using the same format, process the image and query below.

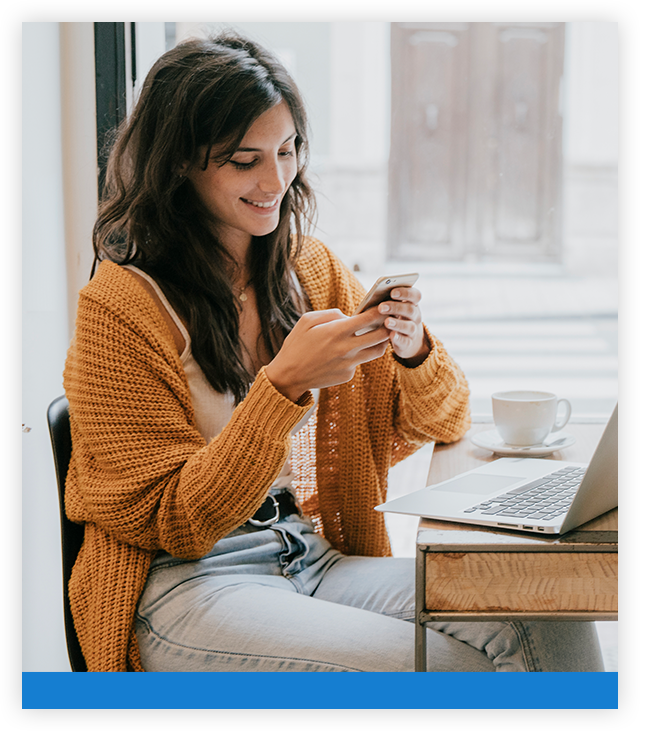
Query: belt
247,490,301,527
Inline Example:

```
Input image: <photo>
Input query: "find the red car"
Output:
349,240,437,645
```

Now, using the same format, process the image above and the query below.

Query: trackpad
431,474,520,496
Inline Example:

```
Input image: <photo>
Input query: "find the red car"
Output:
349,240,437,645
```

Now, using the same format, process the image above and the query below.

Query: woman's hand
378,286,431,366
265,307,390,402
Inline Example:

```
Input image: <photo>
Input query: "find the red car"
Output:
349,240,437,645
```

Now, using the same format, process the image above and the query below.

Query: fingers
300,306,393,368
378,286,427,361
324,309,390,365
387,286,421,305
384,314,419,341
353,325,391,352
379,300,416,320
356,340,390,365
301,308,348,326
379,291,422,337
379,285,421,313
345,307,388,338
302,306,380,333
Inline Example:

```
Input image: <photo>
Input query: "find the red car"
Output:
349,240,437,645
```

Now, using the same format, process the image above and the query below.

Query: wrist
395,331,431,368
264,362,307,403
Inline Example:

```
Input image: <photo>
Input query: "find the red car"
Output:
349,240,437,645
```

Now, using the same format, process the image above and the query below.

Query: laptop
376,404,618,535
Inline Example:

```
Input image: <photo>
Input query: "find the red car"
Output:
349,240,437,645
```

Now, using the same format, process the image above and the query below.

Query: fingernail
387,319,395,328
380,304,389,313
391,290,399,298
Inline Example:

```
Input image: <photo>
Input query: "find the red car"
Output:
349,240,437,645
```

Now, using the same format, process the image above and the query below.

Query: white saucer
470,429,576,457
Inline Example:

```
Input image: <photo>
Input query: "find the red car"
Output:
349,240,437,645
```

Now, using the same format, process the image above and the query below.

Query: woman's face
186,100,298,250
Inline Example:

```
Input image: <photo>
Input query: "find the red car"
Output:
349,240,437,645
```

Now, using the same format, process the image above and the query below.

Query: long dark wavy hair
93,31,316,404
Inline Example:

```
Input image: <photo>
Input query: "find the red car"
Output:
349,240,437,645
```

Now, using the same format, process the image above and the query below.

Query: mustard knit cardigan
63,237,471,671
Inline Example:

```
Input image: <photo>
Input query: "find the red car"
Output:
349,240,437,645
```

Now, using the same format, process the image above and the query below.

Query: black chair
47,395,87,672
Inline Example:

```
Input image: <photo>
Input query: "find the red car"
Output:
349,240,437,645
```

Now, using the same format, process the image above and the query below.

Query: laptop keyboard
464,466,587,521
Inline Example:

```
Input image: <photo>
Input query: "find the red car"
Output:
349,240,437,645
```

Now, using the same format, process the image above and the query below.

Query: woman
63,30,603,672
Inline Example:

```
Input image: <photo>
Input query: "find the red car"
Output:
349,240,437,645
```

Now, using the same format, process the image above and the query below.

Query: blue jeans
135,510,604,672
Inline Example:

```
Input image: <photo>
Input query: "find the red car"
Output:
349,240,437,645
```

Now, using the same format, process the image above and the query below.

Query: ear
176,160,190,177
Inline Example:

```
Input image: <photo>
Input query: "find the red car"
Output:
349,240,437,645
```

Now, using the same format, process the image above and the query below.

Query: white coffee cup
492,391,572,446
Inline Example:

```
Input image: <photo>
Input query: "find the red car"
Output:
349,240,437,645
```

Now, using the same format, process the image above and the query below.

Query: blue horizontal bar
23,672,617,709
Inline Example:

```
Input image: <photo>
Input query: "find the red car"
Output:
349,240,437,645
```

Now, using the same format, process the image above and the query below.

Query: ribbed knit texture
63,237,471,671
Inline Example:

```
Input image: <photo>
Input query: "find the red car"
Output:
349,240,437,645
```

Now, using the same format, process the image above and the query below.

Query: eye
229,152,293,170
228,158,257,170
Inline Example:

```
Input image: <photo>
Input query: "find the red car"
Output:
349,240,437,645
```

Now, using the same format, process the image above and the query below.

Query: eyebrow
234,132,297,153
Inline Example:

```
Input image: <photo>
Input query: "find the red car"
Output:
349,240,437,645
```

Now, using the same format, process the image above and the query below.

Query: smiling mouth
242,198,279,209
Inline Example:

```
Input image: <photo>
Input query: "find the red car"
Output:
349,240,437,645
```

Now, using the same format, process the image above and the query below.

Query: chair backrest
46,395,87,672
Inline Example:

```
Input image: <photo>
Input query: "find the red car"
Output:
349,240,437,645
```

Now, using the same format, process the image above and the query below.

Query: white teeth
245,199,277,208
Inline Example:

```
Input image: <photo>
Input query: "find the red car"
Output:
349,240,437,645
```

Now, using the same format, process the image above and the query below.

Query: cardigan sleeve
390,326,471,447
64,274,313,560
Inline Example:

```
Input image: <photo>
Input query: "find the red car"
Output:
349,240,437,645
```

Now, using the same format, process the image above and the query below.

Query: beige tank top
123,266,317,489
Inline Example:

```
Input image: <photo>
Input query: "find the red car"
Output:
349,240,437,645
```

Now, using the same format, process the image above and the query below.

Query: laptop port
537,527,545,531
523,525,533,530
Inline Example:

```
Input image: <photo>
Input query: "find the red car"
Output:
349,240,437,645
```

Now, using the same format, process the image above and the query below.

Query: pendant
239,292,248,302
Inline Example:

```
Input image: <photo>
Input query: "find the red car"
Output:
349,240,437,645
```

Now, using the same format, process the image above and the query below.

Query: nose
258,159,285,194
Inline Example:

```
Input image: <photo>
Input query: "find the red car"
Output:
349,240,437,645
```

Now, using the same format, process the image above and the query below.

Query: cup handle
552,398,572,432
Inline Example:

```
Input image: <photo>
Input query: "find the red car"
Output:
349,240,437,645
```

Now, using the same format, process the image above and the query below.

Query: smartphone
353,272,419,335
